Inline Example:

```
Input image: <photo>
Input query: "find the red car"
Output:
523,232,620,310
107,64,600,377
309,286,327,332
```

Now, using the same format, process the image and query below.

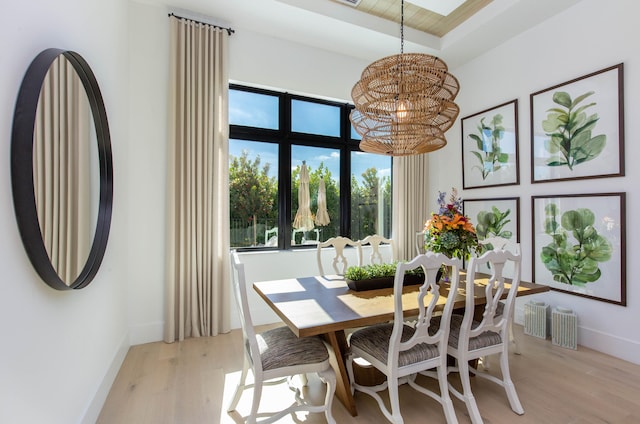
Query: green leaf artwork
539,203,612,286
475,207,513,240
468,114,509,180
541,91,606,170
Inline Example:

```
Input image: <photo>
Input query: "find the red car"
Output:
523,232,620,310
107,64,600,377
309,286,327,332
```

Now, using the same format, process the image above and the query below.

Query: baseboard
80,332,130,424
579,325,640,366
515,305,640,366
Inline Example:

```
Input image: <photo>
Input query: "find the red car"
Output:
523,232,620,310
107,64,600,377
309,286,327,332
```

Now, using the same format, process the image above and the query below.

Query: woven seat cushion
350,323,440,367
256,326,329,371
431,314,502,350
429,314,502,350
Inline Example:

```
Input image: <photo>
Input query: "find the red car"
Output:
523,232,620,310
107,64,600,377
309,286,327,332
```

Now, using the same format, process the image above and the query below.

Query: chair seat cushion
350,323,440,367
257,326,329,371
431,314,502,350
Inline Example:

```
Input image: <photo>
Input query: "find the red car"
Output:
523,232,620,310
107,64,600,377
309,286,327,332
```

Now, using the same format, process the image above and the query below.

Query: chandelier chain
400,0,404,54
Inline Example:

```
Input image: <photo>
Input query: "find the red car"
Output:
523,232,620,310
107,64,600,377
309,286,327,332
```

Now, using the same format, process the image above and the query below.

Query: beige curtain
34,55,92,284
165,16,231,342
391,154,430,261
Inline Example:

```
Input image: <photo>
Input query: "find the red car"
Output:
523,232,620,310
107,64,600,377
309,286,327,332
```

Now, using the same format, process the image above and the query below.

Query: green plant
345,262,423,281
424,189,482,260
468,114,509,180
541,91,606,170
344,265,370,281
540,203,612,286
475,207,513,240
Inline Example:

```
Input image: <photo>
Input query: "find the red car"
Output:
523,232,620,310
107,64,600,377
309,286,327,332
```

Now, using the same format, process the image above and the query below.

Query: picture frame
461,99,519,189
463,197,520,276
530,64,624,183
532,193,626,306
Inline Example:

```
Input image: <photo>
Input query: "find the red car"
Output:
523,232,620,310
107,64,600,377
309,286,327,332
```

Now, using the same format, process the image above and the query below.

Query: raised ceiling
157,0,583,68
333,0,493,38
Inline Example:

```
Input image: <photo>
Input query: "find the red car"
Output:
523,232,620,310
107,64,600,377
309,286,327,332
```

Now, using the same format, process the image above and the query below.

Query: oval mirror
11,48,113,290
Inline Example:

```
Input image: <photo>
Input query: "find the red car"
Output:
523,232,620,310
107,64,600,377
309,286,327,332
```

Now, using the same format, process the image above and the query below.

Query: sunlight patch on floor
220,370,329,423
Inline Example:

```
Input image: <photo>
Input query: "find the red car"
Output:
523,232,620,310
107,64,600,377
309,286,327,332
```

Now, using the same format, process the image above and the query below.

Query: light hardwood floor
97,325,640,423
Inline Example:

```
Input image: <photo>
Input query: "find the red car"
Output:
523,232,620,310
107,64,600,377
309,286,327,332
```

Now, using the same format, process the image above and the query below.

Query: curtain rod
168,13,235,35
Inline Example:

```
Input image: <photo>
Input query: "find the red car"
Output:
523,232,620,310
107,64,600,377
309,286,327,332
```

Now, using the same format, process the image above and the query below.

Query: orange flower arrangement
424,188,482,260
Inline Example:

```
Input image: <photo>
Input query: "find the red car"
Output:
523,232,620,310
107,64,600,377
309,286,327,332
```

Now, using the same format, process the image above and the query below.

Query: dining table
253,273,549,416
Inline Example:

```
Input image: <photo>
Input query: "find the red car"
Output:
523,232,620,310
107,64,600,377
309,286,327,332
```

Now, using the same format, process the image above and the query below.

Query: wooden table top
253,274,549,338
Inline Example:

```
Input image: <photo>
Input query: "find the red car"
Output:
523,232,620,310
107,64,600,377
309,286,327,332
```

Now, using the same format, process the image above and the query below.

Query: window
229,85,392,249
229,140,278,248
350,151,392,240
229,89,279,129
291,100,340,137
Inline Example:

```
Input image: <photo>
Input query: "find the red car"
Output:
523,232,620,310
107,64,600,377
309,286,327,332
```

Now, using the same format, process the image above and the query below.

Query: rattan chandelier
350,0,460,156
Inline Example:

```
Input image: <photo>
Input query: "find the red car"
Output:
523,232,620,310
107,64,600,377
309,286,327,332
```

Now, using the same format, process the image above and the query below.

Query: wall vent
524,301,548,339
552,307,578,350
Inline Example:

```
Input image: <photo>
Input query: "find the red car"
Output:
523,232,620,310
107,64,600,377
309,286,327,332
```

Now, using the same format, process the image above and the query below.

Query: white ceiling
152,0,582,68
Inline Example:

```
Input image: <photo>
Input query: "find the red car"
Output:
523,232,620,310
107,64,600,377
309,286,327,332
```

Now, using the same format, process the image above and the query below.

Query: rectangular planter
346,273,425,291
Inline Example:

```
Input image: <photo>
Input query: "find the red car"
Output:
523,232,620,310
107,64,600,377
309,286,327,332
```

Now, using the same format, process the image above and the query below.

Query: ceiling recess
406,0,466,16
336,0,362,6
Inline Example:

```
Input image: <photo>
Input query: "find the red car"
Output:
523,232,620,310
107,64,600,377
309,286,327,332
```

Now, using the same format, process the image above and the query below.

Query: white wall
127,1,170,345
0,0,131,423
429,0,640,363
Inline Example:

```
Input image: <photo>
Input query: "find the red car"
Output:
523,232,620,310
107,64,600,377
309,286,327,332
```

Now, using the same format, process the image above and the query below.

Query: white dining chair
264,226,278,246
415,230,426,255
346,252,462,424
316,236,362,275
438,248,524,424
478,237,521,359
360,234,395,265
228,250,337,424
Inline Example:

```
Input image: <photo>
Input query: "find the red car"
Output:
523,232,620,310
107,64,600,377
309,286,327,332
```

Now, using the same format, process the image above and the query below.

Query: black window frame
229,83,385,251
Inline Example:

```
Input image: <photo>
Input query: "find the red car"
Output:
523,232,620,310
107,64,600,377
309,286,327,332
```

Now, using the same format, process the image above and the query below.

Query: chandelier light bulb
396,99,409,121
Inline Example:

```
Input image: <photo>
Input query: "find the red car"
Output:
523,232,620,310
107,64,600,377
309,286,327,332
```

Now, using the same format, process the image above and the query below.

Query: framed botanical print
461,99,519,189
464,197,520,276
530,64,624,183
463,197,520,243
532,193,626,306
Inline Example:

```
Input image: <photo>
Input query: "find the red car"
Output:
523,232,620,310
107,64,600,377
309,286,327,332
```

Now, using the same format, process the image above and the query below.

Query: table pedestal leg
323,330,358,417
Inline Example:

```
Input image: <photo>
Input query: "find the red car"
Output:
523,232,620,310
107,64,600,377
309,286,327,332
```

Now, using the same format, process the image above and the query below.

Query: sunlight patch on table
314,274,347,289
277,299,333,325
257,279,306,295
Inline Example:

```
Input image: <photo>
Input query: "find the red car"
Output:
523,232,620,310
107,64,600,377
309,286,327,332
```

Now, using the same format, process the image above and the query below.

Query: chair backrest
292,228,321,245
360,234,395,265
478,236,520,277
316,236,362,275
479,236,520,254
462,248,522,349
415,230,426,255
304,228,321,244
291,228,304,245
230,250,262,372
265,227,278,246
390,252,462,366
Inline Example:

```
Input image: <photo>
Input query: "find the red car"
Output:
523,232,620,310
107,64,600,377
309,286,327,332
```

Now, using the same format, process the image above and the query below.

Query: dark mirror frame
11,48,113,290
